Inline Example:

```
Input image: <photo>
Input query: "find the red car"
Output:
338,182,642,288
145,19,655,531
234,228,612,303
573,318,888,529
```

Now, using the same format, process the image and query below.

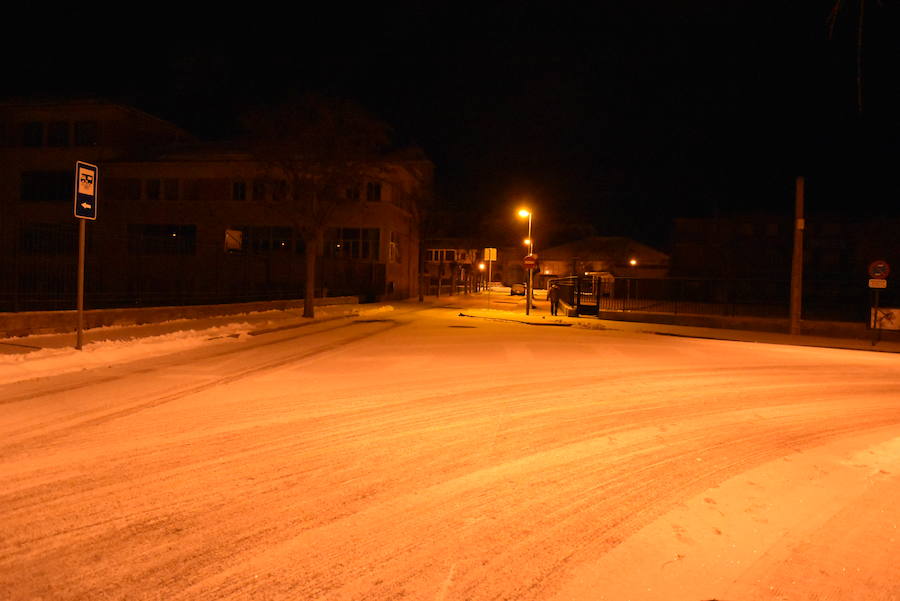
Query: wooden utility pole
790,176,805,335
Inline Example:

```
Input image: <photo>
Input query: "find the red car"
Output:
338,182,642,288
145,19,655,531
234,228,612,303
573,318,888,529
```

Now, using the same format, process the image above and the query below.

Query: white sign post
483,248,497,307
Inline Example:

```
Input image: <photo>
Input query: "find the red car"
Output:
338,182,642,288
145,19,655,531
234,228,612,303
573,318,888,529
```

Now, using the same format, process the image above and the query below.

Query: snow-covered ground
0,304,389,386
1,298,899,600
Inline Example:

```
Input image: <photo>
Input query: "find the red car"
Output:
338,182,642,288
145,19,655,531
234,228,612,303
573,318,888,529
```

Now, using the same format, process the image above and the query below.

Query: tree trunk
304,232,317,318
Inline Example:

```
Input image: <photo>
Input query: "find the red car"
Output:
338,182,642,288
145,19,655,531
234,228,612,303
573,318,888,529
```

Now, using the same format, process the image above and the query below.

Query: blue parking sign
74,161,98,220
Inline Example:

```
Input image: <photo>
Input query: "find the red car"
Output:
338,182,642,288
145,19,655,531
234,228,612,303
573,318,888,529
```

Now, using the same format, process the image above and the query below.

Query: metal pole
873,289,880,346
76,218,86,350
487,259,492,308
525,214,532,316
790,176,805,335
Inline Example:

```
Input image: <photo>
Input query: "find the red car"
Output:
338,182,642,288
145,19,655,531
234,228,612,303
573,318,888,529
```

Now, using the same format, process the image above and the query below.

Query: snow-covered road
2,302,899,600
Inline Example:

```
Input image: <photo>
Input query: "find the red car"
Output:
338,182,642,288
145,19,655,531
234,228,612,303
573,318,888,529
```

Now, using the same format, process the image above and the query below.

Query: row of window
425,249,478,263
19,172,386,203
18,223,400,262
9,120,100,148
324,227,382,260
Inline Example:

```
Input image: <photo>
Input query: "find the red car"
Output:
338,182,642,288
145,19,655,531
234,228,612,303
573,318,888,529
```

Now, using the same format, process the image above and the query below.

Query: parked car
510,283,526,296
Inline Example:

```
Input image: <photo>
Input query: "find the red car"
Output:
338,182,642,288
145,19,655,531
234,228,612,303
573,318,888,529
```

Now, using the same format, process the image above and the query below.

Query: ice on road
1,301,899,600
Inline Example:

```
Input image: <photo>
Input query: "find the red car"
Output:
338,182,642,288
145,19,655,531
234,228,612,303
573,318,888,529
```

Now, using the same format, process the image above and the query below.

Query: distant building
423,237,483,295
669,215,900,321
670,215,900,281
527,236,670,287
0,99,432,311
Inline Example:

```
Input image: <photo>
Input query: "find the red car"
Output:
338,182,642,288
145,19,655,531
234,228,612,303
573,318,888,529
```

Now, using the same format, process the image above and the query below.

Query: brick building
0,99,432,311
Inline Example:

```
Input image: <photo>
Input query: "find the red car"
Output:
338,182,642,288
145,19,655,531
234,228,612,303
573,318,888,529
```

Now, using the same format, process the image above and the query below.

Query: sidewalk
2,294,899,356
447,292,900,354
0,304,363,356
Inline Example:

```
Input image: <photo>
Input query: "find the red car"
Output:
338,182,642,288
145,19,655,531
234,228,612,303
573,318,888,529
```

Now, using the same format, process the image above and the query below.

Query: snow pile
0,323,253,386
0,304,391,387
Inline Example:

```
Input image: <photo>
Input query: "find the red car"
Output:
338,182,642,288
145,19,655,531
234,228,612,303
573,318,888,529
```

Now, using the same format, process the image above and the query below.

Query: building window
163,179,179,201
271,227,292,251
346,185,360,200
74,121,99,146
47,121,69,147
104,178,141,201
146,179,161,201
366,182,381,202
232,181,247,201
21,171,72,202
426,249,456,262
325,227,380,260
124,178,141,200
271,180,288,202
226,226,294,254
20,223,78,254
128,224,196,255
225,228,244,253
252,179,267,201
22,122,43,147
389,232,401,263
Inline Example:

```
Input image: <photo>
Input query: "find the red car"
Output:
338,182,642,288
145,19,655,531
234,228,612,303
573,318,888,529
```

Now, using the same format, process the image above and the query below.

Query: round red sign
868,260,890,279
523,254,538,269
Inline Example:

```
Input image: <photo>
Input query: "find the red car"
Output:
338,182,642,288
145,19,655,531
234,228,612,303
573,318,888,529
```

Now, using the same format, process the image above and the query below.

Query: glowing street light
517,208,535,315
518,209,533,254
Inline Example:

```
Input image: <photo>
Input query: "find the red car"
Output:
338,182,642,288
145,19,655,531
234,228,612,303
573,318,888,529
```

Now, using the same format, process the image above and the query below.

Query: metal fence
1,225,384,312
551,275,891,323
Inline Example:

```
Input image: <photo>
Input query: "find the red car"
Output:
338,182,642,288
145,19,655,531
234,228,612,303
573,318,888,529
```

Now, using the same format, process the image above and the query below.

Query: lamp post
518,208,534,315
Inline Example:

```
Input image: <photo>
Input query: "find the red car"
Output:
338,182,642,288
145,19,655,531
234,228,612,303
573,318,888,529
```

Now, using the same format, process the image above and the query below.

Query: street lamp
517,208,535,315
518,209,533,251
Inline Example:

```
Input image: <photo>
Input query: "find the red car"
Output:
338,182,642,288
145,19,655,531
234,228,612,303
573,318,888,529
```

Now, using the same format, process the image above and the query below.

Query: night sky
5,2,900,250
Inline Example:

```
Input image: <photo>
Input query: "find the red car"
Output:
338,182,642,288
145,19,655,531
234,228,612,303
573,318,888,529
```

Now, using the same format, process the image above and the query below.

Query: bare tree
240,93,393,317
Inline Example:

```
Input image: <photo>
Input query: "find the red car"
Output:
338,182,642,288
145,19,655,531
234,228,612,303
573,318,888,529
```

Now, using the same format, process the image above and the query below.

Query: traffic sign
74,161,98,220
869,279,888,289
523,254,538,269
484,247,497,261
868,260,890,279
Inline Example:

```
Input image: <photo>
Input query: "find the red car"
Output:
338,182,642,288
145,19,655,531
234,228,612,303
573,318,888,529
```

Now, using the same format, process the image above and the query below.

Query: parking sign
74,161,98,220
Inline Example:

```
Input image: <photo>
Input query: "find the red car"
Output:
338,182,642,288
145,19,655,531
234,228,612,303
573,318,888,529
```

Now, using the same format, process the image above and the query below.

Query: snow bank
0,323,252,386
0,304,392,387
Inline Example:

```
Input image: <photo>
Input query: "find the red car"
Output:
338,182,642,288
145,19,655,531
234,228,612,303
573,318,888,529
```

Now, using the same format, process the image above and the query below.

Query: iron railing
550,275,888,323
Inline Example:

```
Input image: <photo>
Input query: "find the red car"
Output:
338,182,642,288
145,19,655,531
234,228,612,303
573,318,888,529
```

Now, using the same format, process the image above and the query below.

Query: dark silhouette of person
548,283,560,316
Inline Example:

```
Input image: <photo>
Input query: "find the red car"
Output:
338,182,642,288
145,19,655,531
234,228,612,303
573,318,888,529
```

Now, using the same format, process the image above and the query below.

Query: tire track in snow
0,318,406,458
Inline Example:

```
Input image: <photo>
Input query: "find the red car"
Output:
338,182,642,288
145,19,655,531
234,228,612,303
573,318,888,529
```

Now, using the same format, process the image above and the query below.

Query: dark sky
5,2,900,249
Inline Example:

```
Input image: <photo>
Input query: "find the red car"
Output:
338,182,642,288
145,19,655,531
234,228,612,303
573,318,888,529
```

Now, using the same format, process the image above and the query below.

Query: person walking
548,283,560,316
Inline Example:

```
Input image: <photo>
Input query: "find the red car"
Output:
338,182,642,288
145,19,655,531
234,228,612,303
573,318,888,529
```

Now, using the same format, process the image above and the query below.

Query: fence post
674,279,680,315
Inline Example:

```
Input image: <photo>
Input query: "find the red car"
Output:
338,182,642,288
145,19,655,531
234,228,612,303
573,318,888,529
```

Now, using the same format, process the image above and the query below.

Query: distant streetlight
629,258,637,266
